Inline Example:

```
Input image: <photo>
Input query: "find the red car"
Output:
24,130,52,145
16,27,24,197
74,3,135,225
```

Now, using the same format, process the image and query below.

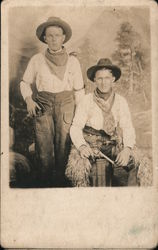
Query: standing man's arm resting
20,56,40,116
74,87,85,105
20,81,41,117
72,57,85,105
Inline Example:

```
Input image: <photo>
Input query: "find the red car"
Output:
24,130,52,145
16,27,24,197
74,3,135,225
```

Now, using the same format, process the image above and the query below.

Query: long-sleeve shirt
20,52,85,104
70,93,136,149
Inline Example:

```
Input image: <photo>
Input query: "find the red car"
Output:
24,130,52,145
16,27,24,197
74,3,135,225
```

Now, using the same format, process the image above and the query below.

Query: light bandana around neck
93,88,116,136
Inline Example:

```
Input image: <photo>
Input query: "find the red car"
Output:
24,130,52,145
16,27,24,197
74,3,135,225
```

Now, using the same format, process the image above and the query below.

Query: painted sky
9,6,150,58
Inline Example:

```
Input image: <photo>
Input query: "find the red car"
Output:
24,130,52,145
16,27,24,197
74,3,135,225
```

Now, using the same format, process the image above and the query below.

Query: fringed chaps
65,145,92,187
131,146,153,186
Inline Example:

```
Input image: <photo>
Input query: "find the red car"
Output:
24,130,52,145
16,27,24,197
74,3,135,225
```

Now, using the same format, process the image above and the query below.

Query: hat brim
87,65,121,82
36,20,72,44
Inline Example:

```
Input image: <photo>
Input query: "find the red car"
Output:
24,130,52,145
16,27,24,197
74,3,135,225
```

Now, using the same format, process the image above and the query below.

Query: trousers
83,126,138,186
33,91,75,186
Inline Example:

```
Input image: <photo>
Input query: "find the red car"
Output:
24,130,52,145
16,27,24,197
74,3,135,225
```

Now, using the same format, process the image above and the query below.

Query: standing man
20,17,85,187
66,58,138,187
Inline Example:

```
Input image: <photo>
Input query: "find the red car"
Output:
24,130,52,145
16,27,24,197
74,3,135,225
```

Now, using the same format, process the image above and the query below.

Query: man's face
94,69,115,93
44,26,65,51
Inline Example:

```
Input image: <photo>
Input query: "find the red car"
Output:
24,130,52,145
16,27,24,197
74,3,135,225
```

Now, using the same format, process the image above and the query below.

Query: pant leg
54,100,75,186
112,161,138,187
128,168,138,186
34,113,55,186
112,167,129,186
112,167,138,187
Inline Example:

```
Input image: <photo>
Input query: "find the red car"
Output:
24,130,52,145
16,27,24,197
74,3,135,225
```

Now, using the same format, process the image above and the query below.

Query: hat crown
87,58,121,82
47,16,62,23
97,58,112,66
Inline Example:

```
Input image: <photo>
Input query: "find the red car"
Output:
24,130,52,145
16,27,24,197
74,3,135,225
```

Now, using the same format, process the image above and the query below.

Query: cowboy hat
36,16,72,43
87,58,121,82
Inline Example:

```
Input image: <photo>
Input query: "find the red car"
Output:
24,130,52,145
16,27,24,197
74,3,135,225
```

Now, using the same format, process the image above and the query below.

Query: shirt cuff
70,125,87,150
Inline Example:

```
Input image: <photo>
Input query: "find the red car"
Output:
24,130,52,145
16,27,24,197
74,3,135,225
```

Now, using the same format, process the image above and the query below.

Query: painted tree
112,22,149,102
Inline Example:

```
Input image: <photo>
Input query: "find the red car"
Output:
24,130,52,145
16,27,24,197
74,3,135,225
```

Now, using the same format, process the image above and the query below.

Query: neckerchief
93,88,116,136
45,47,68,66
44,47,68,80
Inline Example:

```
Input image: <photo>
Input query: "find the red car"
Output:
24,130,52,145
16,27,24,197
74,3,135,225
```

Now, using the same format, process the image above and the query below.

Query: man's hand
79,144,94,159
25,96,41,117
115,147,131,167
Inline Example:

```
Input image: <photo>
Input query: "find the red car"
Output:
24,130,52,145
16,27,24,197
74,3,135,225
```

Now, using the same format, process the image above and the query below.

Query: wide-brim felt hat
87,58,121,82
36,16,72,44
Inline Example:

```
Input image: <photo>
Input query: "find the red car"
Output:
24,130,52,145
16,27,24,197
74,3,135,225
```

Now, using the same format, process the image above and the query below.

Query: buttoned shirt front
70,92,136,149
20,52,85,104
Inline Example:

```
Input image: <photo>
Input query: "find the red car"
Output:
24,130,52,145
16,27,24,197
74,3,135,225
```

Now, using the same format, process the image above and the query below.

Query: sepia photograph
8,3,153,188
1,0,158,248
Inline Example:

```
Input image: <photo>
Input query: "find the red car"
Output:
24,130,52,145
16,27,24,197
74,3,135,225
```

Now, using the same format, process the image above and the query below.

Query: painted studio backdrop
9,6,152,186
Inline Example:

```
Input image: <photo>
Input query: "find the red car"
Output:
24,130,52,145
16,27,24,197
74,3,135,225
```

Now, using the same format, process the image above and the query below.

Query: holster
83,125,117,159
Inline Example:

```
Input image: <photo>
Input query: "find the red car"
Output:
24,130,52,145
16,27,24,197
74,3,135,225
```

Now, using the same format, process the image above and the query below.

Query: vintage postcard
1,0,158,248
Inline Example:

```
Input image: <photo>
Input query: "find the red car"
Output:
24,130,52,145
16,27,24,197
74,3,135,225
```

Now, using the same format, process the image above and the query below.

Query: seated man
65,58,143,187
